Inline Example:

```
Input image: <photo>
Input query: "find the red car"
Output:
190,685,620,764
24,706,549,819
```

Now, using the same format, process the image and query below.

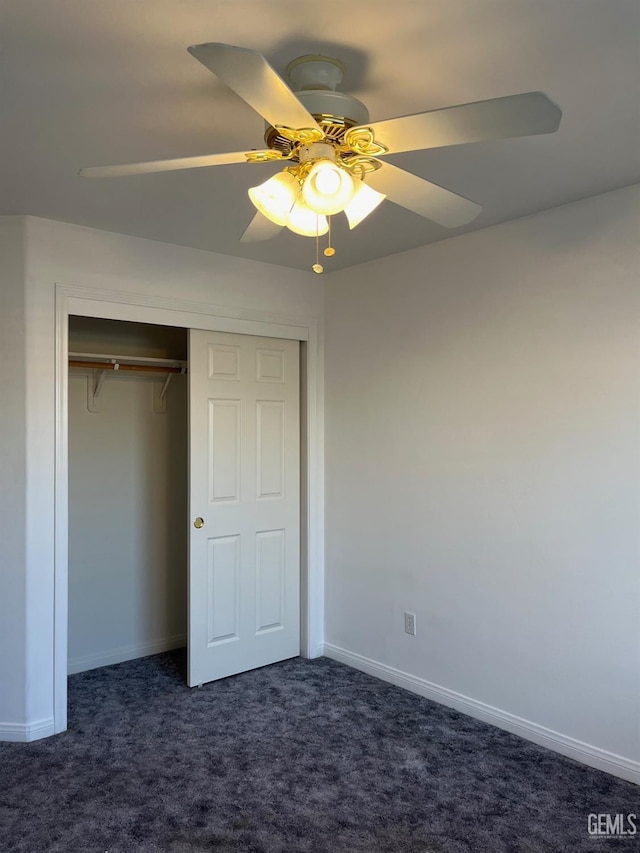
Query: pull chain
324,216,335,258
312,215,323,274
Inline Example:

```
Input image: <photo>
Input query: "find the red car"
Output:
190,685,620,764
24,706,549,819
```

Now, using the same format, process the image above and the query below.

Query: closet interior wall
67,316,188,674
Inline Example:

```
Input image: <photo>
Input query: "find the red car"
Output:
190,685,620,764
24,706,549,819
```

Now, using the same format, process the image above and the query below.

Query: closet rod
69,351,186,367
69,360,186,374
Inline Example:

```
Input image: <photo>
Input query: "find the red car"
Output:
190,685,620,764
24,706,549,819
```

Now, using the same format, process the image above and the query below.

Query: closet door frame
54,283,324,734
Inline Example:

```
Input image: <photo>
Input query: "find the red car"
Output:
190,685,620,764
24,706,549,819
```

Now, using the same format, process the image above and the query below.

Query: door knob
194,517,204,529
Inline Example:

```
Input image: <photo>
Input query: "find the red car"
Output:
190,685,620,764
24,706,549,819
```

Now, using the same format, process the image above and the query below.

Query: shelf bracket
159,373,173,401
87,360,117,412
153,366,185,414
153,375,170,414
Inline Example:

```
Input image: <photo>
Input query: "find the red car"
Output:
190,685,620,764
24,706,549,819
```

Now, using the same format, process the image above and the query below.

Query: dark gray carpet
0,652,636,852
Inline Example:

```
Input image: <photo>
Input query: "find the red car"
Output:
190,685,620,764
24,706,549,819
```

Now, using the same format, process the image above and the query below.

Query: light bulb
314,168,341,196
302,159,355,216
343,179,386,229
248,171,300,226
286,199,329,237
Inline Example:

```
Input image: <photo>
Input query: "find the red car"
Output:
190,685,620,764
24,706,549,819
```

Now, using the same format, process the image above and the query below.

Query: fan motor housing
265,91,370,154
265,54,370,156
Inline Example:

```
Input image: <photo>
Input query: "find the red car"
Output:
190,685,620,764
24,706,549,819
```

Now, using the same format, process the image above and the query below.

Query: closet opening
55,291,318,733
67,316,188,680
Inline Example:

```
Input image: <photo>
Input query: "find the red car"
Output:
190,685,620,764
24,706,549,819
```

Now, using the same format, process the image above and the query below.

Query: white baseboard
0,717,56,743
303,641,325,660
322,643,640,786
67,633,187,675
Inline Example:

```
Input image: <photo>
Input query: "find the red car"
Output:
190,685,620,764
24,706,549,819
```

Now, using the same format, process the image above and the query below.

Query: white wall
0,215,323,740
324,186,640,782
67,320,188,673
0,218,28,731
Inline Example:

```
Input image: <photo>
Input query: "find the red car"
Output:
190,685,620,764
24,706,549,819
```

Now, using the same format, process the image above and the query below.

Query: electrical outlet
404,611,416,636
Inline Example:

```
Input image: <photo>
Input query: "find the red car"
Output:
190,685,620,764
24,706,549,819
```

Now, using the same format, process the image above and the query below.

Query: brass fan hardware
79,43,562,273
273,126,325,146
244,150,293,163
340,155,383,176
342,127,388,157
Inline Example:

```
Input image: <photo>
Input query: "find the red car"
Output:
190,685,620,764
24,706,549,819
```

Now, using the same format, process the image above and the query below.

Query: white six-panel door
188,329,300,686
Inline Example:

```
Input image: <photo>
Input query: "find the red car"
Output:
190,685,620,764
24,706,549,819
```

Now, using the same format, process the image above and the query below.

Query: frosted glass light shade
286,199,329,237
248,172,300,226
343,179,386,229
302,160,355,216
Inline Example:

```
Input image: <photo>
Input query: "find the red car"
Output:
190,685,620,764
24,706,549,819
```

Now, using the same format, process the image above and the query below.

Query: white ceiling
2,0,638,272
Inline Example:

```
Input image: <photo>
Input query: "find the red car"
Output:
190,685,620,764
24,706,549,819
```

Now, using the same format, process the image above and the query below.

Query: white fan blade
365,92,562,155
240,211,283,242
188,43,321,132
367,161,482,228
78,149,262,178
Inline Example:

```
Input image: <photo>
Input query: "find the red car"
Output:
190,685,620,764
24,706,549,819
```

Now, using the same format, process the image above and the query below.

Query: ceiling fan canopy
79,42,562,271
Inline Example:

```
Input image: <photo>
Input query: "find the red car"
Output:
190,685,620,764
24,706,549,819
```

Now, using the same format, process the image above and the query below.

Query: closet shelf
69,351,187,372
69,359,186,374
68,352,187,412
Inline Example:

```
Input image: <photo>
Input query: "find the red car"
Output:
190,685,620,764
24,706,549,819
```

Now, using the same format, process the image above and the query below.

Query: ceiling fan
80,43,562,272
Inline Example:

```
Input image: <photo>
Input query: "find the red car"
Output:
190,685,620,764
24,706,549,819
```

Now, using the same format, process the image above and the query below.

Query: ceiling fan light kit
301,157,355,216
286,198,329,238
343,179,386,229
79,42,562,273
247,171,299,227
